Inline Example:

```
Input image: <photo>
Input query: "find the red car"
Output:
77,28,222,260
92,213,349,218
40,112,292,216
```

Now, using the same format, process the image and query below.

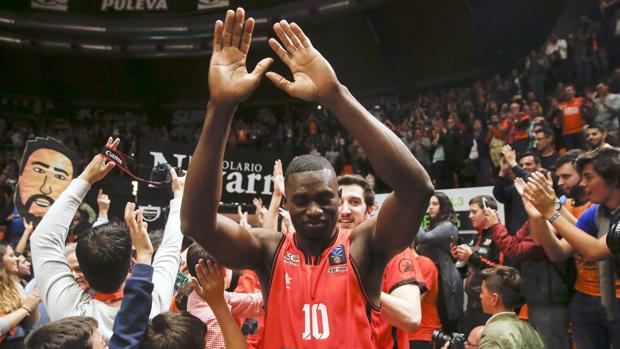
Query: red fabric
560,97,584,135
491,222,546,263
408,255,441,342
0,312,15,344
263,229,375,349
235,270,264,349
371,247,422,349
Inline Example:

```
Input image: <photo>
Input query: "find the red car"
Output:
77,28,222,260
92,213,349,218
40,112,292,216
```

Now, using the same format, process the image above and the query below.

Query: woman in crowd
0,242,40,348
416,192,463,333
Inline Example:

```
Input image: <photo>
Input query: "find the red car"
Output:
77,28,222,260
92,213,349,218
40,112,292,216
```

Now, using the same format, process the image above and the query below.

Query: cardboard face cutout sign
15,137,79,223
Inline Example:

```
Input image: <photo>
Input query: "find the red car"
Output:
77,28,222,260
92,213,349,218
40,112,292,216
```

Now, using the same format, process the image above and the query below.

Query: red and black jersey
263,228,377,349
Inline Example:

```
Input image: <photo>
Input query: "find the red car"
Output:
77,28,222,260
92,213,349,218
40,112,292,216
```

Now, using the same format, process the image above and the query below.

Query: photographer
451,196,504,335
477,266,544,349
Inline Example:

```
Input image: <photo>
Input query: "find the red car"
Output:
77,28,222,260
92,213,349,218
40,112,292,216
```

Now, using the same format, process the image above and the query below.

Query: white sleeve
149,198,183,318
30,179,90,320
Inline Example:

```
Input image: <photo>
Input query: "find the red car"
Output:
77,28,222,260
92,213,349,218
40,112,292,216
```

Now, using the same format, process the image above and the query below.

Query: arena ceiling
0,0,568,108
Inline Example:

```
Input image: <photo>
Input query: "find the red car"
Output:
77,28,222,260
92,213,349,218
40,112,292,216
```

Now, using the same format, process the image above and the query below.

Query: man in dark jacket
493,145,541,234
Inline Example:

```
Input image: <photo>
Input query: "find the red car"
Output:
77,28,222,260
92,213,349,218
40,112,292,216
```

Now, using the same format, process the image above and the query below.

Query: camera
241,318,259,335
606,220,620,257
432,330,466,349
150,163,182,185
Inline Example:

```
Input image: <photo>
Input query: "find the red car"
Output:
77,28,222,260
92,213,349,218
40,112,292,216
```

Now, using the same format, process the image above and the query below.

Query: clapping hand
523,171,557,219
515,177,543,219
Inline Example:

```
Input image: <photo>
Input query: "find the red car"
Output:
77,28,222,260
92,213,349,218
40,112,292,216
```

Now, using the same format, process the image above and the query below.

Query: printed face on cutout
17,148,73,222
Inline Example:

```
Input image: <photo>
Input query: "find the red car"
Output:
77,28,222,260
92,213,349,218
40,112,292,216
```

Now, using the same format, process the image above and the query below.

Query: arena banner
15,137,79,224
17,0,229,14
137,140,282,229
375,186,505,235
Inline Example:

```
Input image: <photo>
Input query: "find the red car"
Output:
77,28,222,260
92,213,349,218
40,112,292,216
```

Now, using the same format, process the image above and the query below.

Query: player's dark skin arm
181,8,280,275
265,20,434,304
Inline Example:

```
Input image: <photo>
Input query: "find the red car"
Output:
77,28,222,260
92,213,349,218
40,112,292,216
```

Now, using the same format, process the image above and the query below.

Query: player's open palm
267,20,340,103
209,8,273,104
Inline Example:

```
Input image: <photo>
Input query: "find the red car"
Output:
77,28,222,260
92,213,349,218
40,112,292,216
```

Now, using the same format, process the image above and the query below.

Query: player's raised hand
266,20,340,104
78,137,118,185
209,8,273,104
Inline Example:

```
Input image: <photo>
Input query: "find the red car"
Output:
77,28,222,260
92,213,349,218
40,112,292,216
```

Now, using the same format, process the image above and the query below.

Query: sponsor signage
374,186,505,235
137,140,283,229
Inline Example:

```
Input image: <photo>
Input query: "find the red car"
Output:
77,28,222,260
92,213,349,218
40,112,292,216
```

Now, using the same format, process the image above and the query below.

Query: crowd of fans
2,16,620,193
1,6,620,349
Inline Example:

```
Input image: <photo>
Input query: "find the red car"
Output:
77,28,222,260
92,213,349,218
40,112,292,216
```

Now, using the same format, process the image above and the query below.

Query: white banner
374,186,505,234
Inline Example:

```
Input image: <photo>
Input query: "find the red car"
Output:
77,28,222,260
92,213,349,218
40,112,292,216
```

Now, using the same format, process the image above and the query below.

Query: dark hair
175,282,194,311
429,191,457,229
25,316,98,349
76,222,132,293
517,151,540,165
469,195,498,210
586,123,605,132
480,266,524,309
284,155,335,186
18,137,79,176
186,242,212,278
337,174,375,208
149,229,165,255
141,311,206,349
534,127,554,139
576,147,620,189
555,149,585,168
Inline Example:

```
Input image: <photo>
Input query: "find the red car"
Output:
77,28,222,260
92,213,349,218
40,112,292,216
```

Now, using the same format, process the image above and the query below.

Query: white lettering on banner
222,171,273,196
225,172,245,194
222,160,262,173
146,151,273,196
246,173,262,194
149,152,191,168
101,0,168,11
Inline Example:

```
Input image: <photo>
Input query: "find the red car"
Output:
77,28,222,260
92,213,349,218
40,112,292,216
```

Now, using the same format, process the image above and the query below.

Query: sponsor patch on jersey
283,251,300,266
478,247,489,255
398,258,414,274
483,238,492,246
327,266,347,274
329,244,347,266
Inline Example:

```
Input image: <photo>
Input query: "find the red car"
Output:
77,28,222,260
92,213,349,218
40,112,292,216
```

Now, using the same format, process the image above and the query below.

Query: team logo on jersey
283,251,300,266
483,238,492,246
398,258,414,274
329,244,346,266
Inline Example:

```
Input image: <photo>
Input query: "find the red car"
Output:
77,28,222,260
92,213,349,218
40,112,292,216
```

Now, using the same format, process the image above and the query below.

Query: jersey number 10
302,303,330,340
